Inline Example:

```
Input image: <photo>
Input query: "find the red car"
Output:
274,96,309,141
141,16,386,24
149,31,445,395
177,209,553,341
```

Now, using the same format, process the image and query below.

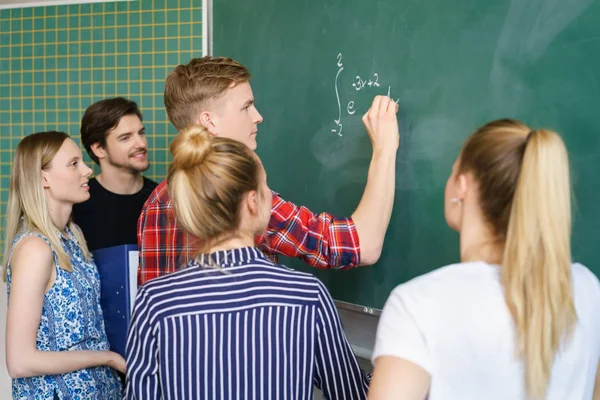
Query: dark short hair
80,97,142,164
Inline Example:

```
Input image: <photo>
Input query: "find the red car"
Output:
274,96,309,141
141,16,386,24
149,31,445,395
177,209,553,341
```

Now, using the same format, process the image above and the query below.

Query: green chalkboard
214,0,600,309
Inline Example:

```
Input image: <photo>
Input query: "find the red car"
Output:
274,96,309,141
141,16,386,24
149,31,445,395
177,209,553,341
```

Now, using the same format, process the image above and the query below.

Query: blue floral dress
6,228,122,399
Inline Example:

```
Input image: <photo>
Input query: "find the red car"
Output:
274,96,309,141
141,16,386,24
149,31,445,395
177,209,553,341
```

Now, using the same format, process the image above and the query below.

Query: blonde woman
369,120,600,399
125,126,373,400
3,131,124,399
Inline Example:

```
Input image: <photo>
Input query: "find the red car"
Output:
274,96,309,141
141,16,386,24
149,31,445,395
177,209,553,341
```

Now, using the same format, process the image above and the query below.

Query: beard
106,151,149,174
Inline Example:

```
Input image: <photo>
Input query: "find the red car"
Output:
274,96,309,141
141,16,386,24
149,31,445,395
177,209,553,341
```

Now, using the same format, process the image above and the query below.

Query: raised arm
264,96,399,269
313,280,370,399
5,236,124,379
265,194,361,269
351,95,399,265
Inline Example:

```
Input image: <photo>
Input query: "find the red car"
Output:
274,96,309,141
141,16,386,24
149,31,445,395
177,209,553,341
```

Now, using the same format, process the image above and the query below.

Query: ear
41,170,51,188
245,190,259,216
455,173,469,201
197,111,219,137
90,142,107,161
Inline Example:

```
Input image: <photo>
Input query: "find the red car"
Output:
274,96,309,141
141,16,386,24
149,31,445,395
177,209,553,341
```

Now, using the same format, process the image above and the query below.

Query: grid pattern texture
0,0,203,248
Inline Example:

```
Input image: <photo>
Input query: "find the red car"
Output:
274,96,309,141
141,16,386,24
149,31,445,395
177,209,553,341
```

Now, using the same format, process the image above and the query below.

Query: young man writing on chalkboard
73,97,158,251
137,56,399,284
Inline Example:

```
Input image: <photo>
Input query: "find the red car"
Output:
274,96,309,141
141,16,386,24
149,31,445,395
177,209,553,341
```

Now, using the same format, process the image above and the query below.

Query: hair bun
170,125,212,169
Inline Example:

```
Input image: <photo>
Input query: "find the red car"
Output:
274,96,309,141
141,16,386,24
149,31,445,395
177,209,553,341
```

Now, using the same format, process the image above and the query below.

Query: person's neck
207,232,256,253
96,166,143,195
46,197,72,235
459,214,503,265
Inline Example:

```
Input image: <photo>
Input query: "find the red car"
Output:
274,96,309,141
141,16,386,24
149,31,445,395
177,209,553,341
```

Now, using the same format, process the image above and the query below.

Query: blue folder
92,244,139,358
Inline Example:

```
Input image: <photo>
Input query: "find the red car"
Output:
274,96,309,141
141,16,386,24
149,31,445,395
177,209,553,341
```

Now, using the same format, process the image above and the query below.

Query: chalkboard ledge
335,300,381,362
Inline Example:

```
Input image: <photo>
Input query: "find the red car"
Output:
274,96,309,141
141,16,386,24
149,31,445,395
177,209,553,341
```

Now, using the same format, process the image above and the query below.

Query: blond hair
458,119,575,398
2,131,91,281
167,126,260,254
164,56,251,131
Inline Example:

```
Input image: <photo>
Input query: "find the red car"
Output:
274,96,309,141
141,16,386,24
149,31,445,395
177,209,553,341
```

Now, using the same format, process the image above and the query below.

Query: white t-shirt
372,262,600,400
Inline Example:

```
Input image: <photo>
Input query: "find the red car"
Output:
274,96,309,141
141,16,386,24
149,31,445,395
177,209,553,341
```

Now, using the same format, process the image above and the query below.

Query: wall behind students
0,0,204,248
0,0,205,394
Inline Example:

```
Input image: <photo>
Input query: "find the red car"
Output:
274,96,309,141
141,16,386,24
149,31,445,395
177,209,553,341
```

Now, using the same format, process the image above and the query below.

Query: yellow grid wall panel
0,0,203,248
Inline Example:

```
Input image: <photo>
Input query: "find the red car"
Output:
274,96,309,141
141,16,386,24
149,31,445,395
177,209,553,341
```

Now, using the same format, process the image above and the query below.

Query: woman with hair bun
125,126,370,400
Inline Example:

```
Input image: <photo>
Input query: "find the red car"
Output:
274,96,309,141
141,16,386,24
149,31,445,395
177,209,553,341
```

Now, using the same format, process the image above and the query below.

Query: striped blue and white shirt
125,246,370,400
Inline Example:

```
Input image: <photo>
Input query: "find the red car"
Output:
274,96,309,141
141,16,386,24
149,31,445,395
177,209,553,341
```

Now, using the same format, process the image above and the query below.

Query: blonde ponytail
458,120,576,397
502,129,576,398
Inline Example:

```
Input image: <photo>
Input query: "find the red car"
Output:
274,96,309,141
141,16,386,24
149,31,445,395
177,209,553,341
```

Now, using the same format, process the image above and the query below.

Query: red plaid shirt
137,180,361,285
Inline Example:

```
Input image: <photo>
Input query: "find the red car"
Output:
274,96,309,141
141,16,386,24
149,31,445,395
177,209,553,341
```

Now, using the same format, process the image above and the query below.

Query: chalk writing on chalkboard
332,53,345,136
332,52,399,137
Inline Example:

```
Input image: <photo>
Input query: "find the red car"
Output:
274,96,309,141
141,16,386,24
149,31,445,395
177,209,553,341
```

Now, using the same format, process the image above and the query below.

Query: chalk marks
352,73,380,91
331,52,399,137
332,53,345,136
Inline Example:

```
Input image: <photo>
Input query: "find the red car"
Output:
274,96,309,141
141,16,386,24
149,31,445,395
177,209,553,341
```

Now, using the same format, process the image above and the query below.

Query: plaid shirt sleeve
137,185,361,285
137,180,199,285
262,191,361,270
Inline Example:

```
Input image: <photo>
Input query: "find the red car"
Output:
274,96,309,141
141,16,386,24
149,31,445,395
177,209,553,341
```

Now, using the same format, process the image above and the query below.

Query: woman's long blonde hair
458,119,575,398
2,131,91,281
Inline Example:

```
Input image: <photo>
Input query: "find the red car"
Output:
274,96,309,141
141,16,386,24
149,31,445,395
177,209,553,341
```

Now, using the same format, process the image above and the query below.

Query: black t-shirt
72,177,158,251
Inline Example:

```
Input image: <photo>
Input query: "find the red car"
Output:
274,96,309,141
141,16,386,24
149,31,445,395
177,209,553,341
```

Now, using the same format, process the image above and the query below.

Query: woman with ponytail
125,126,370,400
369,119,600,399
